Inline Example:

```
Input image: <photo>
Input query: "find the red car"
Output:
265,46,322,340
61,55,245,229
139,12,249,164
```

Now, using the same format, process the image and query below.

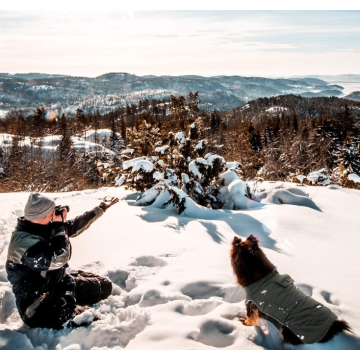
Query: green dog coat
245,269,337,344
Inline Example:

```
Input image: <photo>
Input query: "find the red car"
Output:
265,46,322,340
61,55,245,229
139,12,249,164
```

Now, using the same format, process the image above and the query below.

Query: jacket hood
16,217,53,240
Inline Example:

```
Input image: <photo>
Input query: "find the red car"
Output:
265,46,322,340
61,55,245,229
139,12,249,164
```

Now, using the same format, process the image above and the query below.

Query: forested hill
225,94,360,121
0,72,346,115
1,93,359,193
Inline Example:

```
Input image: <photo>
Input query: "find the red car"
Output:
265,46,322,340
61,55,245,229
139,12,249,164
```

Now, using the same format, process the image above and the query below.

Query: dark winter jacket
6,206,104,322
245,269,337,344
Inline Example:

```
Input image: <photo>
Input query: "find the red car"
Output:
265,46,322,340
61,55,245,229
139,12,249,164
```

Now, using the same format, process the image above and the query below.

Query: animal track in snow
129,256,167,268
106,254,170,293
139,289,190,308
190,319,236,348
296,284,341,307
174,298,223,316
180,281,245,303
320,290,340,306
106,269,131,290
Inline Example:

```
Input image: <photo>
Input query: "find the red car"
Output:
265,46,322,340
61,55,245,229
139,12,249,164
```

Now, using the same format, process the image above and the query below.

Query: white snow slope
0,183,360,350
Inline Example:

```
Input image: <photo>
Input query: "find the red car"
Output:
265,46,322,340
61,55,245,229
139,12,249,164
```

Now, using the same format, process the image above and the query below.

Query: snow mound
218,170,261,210
307,169,330,185
260,189,320,210
131,160,154,174
348,173,360,183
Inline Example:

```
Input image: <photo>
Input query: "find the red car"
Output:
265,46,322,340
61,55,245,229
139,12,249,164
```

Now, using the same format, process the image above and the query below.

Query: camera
55,205,70,217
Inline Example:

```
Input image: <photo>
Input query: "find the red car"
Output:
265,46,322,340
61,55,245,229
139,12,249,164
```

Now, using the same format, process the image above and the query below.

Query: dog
230,235,353,345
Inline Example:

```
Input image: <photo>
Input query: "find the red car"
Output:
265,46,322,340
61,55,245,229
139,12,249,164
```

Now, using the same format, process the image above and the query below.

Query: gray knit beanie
24,193,56,221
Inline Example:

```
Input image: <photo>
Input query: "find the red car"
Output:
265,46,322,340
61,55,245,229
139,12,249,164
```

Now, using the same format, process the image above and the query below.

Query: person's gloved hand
99,197,119,212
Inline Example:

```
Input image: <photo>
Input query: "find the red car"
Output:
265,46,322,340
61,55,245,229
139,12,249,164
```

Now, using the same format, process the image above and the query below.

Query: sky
0,10,360,77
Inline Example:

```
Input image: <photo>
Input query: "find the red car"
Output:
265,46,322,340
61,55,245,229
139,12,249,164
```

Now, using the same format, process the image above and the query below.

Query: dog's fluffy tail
319,320,354,343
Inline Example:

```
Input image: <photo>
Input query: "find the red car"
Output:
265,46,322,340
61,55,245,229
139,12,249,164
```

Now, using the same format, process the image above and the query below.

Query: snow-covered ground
0,131,116,158
0,110,8,119
0,182,360,350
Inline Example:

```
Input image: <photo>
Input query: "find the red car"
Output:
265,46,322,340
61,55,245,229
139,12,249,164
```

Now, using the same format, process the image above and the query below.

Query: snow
121,149,134,155
97,162,110,169
122,157,148,170
196,140,205,150
1,183,360,349
218,170,260,210
266,107,288,113
348,173,360,183
175,132,185,144
28,85,55,91
307,169,330,185
155,145,169,155
219,169,239,186
0,133,116,158
259,189,320,211
297,175,307,184
153,171,163,181
131,160,154,174
80,129,113,143
181,173,190,184
188,159,207,179
226,162,241,170
0,110,8,118
115,175,126,187
205,154,225,166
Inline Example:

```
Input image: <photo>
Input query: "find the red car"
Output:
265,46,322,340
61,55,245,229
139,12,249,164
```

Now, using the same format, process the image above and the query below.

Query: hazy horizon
2,71,360,78
1,10,360,77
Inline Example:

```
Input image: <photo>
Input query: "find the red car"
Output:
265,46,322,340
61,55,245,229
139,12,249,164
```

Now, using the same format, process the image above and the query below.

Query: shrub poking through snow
306,169,330,186
103,111,256,213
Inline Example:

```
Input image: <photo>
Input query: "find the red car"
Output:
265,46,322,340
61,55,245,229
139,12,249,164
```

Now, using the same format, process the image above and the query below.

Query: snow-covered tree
102,116,256,214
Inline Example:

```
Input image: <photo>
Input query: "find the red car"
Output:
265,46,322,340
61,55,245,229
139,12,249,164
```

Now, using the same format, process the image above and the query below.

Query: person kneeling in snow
6,193,119,329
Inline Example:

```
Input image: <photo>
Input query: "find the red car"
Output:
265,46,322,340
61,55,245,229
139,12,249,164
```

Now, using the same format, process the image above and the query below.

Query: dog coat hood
245,269,337,344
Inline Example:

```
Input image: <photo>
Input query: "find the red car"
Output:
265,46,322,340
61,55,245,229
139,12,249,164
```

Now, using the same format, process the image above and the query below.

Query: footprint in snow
189,319,236,348
129,255,168,268
180,281,245,303
174,298,223,316
320,290,340,306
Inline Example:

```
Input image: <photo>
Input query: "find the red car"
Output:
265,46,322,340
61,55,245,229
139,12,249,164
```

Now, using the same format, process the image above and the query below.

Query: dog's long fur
231,235,353,345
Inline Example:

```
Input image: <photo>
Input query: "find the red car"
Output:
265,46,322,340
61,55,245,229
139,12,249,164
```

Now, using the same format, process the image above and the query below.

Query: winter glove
99,197,119,212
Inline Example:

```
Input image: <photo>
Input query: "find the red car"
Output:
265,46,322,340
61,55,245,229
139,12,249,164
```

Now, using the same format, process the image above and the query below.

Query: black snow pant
23,271,112,329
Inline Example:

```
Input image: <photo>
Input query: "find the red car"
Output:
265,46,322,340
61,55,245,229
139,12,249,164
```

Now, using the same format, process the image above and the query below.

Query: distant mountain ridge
0,72,351,116
345,91,360,102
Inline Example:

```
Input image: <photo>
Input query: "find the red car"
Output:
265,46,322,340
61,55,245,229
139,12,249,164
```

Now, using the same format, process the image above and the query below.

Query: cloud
0,11,359,76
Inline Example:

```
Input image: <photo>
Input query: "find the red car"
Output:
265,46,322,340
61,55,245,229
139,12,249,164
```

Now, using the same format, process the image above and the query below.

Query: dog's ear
247,234,259,244
247,234,260,253
233,236,243,246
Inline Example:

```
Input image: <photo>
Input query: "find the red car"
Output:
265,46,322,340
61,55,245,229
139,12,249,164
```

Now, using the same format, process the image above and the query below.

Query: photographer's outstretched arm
66,197,119,238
